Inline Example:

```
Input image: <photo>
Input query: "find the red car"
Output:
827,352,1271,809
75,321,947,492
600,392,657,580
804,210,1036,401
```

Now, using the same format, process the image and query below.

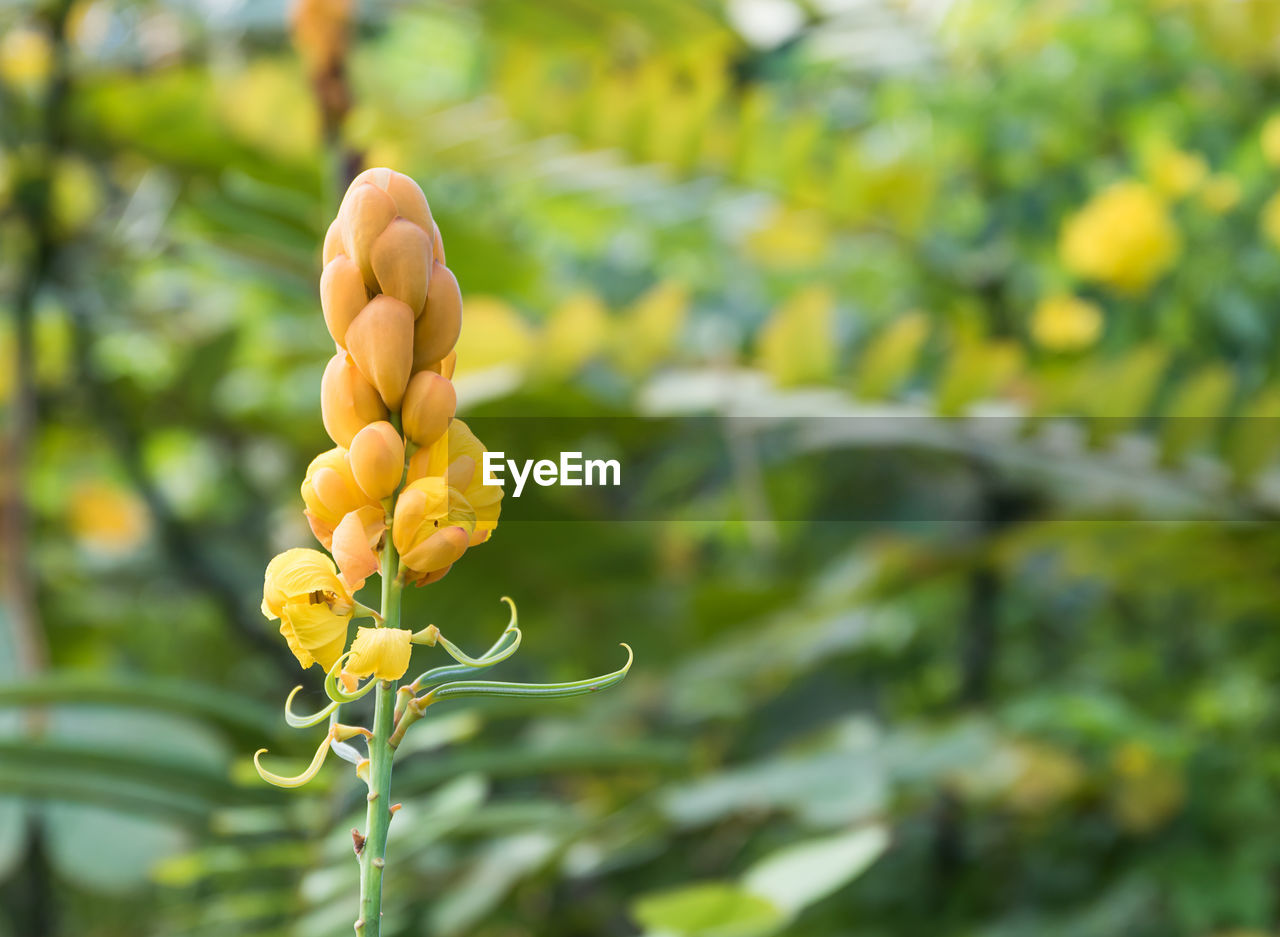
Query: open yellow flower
262,548,355,672
406,419,503,545
346,627,413,680
392,476,475,584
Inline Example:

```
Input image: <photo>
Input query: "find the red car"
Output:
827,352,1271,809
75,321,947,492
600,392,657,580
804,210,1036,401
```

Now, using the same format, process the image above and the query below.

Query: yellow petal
278,597,352,671
262,548,347,619
331,506,385,592
346,626,413,680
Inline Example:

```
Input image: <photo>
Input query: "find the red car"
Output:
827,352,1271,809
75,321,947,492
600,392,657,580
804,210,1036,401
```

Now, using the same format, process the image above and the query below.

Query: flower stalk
252,167,631,935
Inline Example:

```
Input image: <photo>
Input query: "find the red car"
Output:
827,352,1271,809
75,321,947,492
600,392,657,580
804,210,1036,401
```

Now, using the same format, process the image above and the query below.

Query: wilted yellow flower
1262,113,1280,167
1059,182,1180,293
261,548,355,672
1201,174,1242,214
1261,191,1280,250
407,419,503,545
68,480,149,555
1031,294,1103,352
1148,146,1207,200
346,627,413,680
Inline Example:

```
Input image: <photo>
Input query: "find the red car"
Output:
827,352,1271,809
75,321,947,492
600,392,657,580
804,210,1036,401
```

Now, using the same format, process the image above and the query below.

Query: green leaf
632,882,784,937
742,825,889,915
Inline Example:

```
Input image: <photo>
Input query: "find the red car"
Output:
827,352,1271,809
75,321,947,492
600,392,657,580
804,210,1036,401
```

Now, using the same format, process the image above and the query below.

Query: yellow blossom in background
758,286,837,386
1108,741,1185,833
1059,181,1180,293
611,282,689,376
1004,740,1085,815
0,24,53,91
217,60,319,161
451,296,536,376
745,205,830,269
1200,174,1242,214
261,548,355,672
1031,294,1103,352
346,627,413,680
68,480,149,556
1147,145,1208,199
1261,191,1280,250
539,293,607,376
1262,113,1280,167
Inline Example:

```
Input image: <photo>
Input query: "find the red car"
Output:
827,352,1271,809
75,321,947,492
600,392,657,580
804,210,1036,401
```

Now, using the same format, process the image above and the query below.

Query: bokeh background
5,0,1280,935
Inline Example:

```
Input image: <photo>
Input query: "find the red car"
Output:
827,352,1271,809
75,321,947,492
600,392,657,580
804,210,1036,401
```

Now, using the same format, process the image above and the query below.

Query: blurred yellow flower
217,60,319,161
539,293,607,376
51,156,104,237
745,205,829,269
1059,182,1180,293
346,627,413,681
1108,741,1185,833
451,296,536,376
1260,191,1280,250
261,548,355,672
1262,113,1280,167
1031,295,1103,352
611,282,689,376
758,286,837,386
0,25,53,90
1005,741,1085,814
1200,174,1242,214
1148,146,1207,199
68,480,149,556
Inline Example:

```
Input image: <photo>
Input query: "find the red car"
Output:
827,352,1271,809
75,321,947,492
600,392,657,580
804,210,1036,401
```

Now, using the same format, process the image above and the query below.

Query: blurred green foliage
5,1,1280,936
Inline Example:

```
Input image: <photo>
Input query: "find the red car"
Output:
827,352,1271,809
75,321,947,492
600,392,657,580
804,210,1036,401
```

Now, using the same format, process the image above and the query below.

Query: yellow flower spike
346,627,414,681
401,371,457,446
413,262,463,368
253,727,336,789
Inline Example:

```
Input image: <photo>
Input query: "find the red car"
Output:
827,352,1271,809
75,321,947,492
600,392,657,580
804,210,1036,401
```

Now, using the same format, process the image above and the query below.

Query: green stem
356,536,401,937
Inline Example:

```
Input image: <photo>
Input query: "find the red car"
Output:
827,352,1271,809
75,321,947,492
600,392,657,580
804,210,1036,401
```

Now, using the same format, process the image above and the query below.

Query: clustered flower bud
264,168,503,675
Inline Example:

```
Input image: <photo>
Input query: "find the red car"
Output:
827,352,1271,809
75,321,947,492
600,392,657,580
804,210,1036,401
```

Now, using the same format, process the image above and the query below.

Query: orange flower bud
371,218,432,313
348,420,405,501
320,254,368,347
321,352,388,448
349,167,434,235
330,504,386,591
344,296,415,410
436,349,457,380
340,182,397,289
412,262,462,369
322,217,343,265
301,447,374,548
431,221,445,266
400,370,456,446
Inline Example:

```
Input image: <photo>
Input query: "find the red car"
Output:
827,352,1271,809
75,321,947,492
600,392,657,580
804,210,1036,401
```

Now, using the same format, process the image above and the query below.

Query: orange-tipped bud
322,217,344,265
400,370,456,446
320,254,368,347
321,352,388,448
340,182,397,289
348,420,405,501
412,262,463,369
345,296,415,410
371,218,432,313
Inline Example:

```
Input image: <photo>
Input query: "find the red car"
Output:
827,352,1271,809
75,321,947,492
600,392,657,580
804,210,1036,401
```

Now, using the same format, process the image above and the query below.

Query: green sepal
426,644,632,703
283,685,340,729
